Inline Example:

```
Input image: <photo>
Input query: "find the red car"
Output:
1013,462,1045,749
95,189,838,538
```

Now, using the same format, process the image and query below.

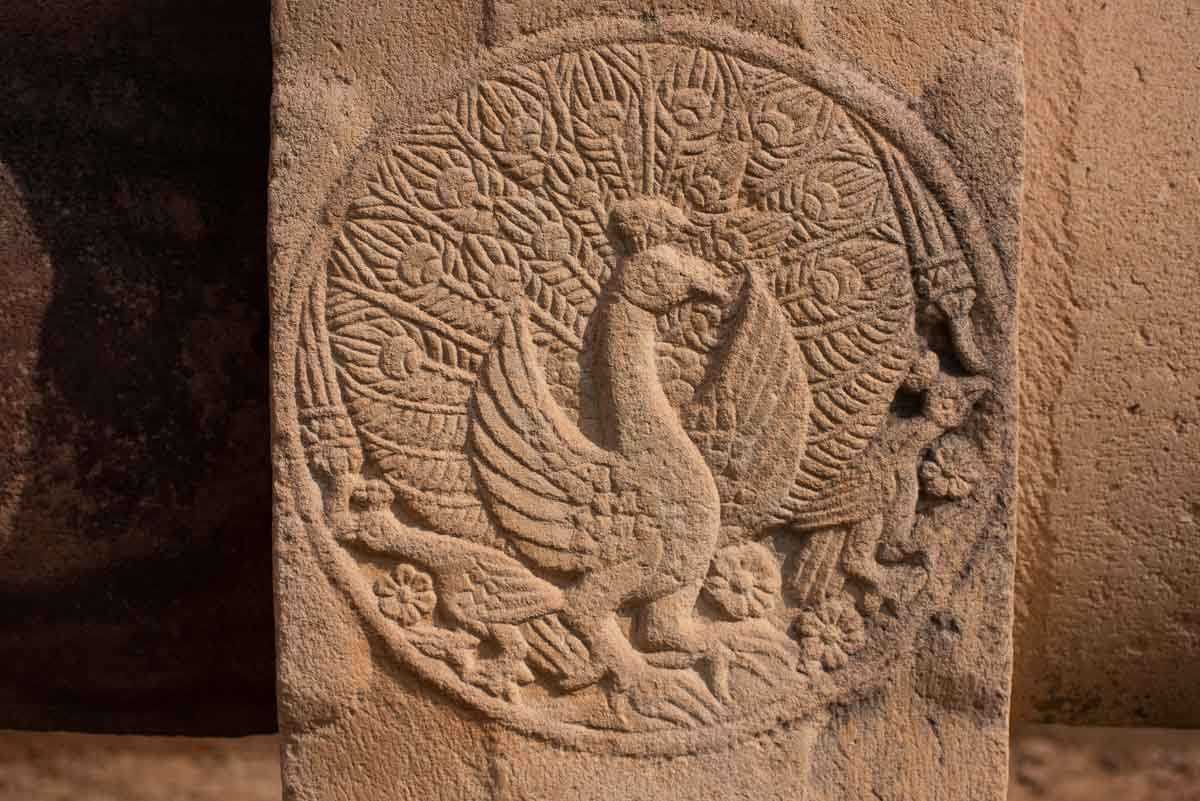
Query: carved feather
771,235,918,528
442,552,567,627
680,272,809,541
468,310,633,574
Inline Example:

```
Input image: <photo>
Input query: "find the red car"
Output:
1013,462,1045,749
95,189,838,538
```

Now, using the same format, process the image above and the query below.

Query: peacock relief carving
288,41,1002,749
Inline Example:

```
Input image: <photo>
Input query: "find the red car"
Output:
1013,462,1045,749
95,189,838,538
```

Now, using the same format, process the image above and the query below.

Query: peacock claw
609,664,724,728
698,619,798,701
462,654,535,701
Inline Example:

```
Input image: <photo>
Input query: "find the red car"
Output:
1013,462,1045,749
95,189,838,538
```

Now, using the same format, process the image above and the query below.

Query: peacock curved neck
591,293,684,454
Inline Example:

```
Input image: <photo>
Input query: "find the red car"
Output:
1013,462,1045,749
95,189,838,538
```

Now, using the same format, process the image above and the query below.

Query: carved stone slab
271,3,1020,798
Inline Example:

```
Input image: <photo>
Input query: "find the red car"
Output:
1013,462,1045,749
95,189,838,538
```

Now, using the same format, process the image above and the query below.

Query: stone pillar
270,2,1020,799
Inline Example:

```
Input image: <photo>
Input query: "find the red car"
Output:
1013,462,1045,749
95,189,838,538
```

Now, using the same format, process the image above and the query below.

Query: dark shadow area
0,2,276,734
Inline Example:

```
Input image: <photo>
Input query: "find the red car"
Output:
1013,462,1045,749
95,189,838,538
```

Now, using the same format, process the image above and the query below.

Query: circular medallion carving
282,26,1005,756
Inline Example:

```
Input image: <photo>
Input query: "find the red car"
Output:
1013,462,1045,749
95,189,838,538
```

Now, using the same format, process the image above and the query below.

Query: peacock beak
688,260,734,305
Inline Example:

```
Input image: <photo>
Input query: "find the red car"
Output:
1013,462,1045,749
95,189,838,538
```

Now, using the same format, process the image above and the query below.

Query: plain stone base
2,727,1200,800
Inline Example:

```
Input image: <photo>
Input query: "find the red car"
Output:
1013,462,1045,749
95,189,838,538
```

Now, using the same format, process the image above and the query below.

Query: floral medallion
279,27,1008,756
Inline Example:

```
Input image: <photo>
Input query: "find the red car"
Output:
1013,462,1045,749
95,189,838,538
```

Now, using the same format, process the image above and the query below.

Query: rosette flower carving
796,600,866,673
920,436,982,500
703,544,782,621
375,564,437,628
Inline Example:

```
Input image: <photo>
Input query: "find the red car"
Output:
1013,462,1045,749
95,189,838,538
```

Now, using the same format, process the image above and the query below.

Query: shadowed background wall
0,1,274,733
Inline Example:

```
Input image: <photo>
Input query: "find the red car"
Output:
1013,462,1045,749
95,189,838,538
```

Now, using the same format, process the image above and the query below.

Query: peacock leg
558,567,722,727
460,623,535,700
571,604,721,728
637,581,705,655
557,607,643,690
557,557,651,689
841,514,887,614
639,583,795,702
787,525,848,608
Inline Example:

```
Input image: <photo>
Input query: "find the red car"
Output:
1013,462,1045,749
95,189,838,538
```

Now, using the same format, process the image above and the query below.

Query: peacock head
608,197,733,313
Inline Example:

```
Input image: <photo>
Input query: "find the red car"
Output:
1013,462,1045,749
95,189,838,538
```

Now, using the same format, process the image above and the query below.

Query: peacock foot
695,618,799,703
461,650,536,701
608,663,723,728
641,617,798,703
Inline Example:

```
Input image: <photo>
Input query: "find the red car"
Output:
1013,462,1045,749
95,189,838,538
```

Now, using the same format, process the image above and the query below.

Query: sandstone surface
6,727,1200,801
271,1,1019,798
1013,0,1200,727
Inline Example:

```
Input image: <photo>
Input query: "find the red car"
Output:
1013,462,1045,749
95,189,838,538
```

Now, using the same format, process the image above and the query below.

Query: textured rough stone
0,1,275,733
271,2,1019,798
1013,0,1200,727
1009,726,1200,801
5,727,1199,800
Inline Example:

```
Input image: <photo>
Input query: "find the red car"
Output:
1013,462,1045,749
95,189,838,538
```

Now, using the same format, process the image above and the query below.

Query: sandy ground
1009,726,1200,801
1,726,1198,800
0,733,280,801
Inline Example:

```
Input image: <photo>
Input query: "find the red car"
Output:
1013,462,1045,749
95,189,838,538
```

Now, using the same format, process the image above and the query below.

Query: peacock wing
680,271,810,541
442,548,567,628
468,309,632,574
